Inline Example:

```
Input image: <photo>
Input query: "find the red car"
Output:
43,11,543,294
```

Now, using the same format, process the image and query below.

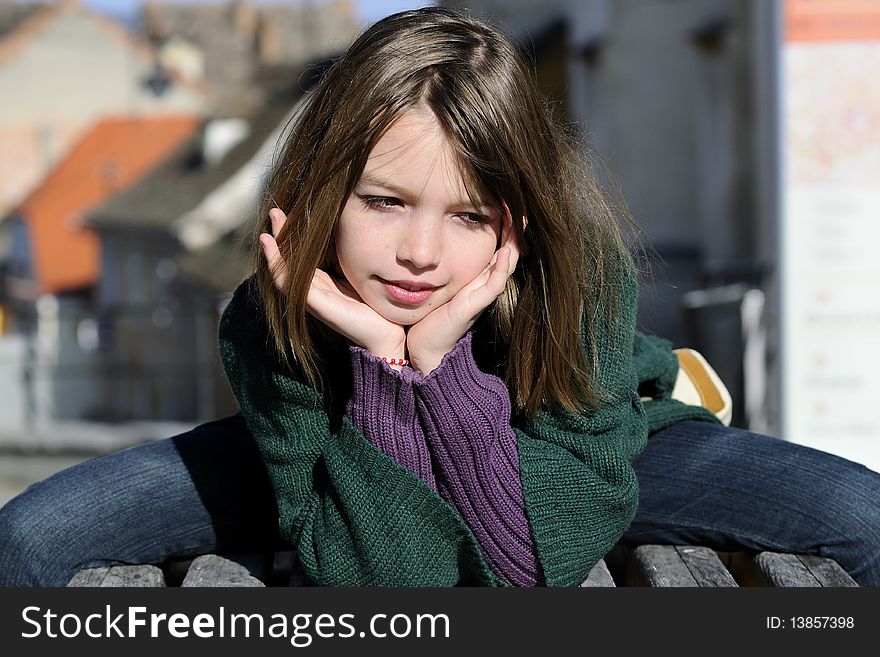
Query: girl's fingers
487,246,511,293
307,271,350,330
335,277,365,303
308,270,362,321
506,241,519,275
479,248,500,280
308,269,405,350
452,247,510,320
311,269,362,303
259,233,286,288
261,209,291,290
482,247,511,289
486,250,499,270
268,208,286,237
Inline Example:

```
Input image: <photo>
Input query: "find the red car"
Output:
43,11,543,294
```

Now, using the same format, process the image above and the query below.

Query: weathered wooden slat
675,546,738,587
181,554,265,587
628,545,736,587
67,547,857,588
755,552,821,587
67,567,110,587
797,555,858,587
68,565,165,587
632,545,698,586
101,565,165,587
580,558,616,587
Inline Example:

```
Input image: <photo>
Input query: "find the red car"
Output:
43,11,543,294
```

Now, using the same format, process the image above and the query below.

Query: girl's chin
375,305,432,327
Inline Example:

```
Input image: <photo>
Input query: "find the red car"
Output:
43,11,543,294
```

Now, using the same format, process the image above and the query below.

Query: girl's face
335,108,503,326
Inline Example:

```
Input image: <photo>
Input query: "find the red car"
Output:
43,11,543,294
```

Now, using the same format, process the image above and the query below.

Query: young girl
1,7,879,587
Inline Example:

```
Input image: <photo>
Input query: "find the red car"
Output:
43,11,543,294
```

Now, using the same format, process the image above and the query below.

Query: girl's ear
497,204,527,251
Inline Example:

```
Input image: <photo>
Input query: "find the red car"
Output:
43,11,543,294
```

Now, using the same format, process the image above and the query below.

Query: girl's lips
381,279,437,305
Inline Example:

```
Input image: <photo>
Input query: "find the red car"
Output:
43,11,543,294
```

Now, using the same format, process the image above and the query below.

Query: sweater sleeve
632,331,723,434
346,345,436,490
514,254,649,587
218,277,503,587
413,333,544,586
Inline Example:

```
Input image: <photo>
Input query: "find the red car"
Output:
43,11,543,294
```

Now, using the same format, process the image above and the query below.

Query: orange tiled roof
16,115,199,294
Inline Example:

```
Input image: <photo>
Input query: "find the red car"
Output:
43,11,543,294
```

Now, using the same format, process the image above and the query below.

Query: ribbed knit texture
346,346,436,490
414,332,544,586
218,258,718,586
344,339,542,585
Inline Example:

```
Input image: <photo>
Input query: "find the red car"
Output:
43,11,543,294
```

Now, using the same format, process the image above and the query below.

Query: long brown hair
255,7,635,417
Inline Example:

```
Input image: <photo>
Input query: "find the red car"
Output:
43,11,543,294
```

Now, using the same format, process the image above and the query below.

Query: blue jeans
1,417,879,586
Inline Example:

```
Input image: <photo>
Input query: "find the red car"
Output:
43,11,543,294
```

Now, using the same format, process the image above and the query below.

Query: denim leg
0,414,280,587
622,420,880,586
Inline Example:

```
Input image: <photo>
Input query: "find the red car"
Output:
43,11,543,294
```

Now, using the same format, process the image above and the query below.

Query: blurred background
0,0,878,506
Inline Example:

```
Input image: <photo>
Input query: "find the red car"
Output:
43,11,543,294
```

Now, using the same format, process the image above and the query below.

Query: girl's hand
260,208,407,363
406,212,521,375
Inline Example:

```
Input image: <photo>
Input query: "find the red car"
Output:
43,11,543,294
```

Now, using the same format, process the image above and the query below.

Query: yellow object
671,348,733,426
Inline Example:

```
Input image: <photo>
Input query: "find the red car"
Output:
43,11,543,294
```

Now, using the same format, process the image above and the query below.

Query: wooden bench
67,545,858,587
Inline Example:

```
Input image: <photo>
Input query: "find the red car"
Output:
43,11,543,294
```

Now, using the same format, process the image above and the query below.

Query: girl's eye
361,195,402,210
361,195,490,226
456,212,491,226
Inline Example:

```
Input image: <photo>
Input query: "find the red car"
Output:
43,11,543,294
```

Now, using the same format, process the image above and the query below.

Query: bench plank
797,555,858,587
580,559,616,587
631,545,737,587
632,545,698,586
67,567,110,587
65,546,855,588
755,552,820,587
68,565,165,587
181,554,265,587
675,546,738,587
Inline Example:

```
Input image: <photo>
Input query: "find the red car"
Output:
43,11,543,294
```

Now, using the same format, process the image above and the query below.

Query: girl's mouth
381,279,438,305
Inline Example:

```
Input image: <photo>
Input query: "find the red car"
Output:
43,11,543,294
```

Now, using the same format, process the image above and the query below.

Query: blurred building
0,0,208,217
445,0,776,431
83,63,325,423
0,0,360,435
140,0,361,117
0,115,200,429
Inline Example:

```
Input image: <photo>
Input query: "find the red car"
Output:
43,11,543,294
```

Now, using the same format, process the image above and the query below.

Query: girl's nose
397,215,441,269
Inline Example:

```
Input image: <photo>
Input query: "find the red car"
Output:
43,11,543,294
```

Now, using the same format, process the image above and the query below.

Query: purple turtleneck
346,334,544,586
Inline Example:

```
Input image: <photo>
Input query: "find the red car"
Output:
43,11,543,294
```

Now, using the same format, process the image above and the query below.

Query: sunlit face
335,108,503,326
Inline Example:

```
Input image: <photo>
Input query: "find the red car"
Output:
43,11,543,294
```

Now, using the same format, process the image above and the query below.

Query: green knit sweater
218,263,719,587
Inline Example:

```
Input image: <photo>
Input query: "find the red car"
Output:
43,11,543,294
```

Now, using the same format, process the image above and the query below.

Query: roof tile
16,116,200,294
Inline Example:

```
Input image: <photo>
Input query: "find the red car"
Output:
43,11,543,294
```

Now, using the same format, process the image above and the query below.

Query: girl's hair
255,7,635,417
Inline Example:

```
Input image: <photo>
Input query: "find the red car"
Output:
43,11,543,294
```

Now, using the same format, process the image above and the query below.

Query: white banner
782,1,880,472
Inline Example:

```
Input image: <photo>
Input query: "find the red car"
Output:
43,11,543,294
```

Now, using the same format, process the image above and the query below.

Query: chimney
232,0,256,41
143,1,168,41
257,18,282,65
